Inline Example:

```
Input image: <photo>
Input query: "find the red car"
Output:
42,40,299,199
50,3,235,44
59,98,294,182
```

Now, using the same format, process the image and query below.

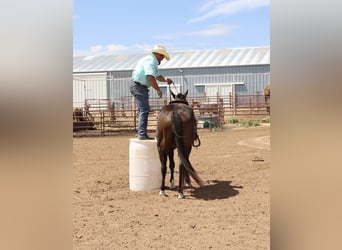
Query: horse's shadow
188,180,242,200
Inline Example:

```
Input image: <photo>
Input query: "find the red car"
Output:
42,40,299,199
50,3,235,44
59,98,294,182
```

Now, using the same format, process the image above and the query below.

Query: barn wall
73,73,108,107
158,65,270,95
73,65,270,106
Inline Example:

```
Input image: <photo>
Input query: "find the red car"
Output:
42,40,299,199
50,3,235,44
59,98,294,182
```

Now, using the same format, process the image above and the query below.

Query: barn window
194,82,244,97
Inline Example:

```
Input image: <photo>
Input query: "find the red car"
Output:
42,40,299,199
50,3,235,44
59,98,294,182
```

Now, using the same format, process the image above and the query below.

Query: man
130,45,174,140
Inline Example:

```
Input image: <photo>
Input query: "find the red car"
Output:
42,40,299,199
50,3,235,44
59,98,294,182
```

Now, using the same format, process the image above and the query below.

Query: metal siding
73,64,270,106
73,73,108,105
73,78,86,107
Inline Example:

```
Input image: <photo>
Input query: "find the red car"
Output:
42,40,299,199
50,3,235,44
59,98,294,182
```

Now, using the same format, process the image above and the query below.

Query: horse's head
170,90,189,105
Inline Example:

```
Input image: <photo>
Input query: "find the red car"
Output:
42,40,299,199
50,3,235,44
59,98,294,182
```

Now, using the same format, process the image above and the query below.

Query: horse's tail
171,110,205,187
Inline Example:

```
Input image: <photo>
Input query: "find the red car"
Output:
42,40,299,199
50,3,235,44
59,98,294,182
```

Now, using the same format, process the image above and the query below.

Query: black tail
171,110,205,187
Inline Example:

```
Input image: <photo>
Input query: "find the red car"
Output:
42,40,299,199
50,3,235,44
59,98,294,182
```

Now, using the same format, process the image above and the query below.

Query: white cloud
189,0,269,23
74,44,129,56
133,44,154,53
198,0,226,12
106,44,129,52
190,24,236,36
155,24,235,40
90,45,103,53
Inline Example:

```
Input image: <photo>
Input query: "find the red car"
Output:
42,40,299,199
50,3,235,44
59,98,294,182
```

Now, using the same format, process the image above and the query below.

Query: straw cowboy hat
152,45,170,60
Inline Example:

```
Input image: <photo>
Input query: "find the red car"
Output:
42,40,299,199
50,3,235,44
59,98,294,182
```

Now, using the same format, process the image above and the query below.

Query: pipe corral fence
73,93,270,137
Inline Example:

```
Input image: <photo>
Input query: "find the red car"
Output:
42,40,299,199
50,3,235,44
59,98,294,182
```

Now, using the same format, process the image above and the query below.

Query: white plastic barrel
129,138,161,191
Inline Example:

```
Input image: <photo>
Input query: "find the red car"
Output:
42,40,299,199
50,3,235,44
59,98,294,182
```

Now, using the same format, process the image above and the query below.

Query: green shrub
203,120,217,128
228,117,239,124
261,116,270,123
241,120,260,127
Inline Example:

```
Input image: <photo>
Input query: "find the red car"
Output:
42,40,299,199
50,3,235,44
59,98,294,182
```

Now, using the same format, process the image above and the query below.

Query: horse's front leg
159,152,168,197
168,150,175,189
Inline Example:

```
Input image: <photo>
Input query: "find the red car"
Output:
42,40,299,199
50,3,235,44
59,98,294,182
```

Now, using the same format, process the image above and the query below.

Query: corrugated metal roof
73,46,270,73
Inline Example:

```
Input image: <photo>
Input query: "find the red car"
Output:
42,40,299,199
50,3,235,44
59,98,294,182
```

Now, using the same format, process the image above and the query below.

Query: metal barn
73,46,270,134
73,46,270,107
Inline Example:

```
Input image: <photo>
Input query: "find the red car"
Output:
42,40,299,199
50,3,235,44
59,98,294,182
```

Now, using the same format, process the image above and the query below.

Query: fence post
100,111,104,135
219,98,224,127
233,93,237,116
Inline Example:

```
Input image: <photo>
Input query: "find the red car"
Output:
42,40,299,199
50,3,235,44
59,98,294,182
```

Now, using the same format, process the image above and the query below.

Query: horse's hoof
159,190,167,197
170,182,175,189
178,193,184,199
185,183,192,188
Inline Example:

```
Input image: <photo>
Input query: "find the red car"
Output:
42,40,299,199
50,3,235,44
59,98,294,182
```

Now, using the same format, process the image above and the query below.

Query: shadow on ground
189,180,242,200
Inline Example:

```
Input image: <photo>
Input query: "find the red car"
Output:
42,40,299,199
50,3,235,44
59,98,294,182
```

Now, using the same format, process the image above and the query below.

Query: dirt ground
73,125,270,249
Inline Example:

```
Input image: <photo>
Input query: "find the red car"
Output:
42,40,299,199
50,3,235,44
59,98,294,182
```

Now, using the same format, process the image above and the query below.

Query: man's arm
156,75,173,85
147,75,162,98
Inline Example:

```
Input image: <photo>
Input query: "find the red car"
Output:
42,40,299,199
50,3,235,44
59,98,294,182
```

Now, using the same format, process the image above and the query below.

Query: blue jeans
130,83,150,136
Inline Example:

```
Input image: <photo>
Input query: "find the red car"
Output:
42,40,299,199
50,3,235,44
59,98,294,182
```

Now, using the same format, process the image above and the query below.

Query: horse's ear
170,90,176,99
184,90,188,98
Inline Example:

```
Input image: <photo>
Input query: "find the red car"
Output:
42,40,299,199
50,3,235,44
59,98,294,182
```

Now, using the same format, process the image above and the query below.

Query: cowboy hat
152,45,170,60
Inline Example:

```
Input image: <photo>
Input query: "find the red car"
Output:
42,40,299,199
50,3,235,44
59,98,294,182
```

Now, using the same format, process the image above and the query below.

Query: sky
73,0,269,56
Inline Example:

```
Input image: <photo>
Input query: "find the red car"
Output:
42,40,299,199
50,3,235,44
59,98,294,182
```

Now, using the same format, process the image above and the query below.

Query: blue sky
73,0,269,56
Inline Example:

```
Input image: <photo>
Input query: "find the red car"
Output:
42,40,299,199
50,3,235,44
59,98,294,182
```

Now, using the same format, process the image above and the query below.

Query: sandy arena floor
73,125,270,249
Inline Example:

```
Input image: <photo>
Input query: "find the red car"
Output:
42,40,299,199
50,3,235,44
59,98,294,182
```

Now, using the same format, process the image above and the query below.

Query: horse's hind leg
184,170,192,188
168,150,175,189
178,164,185,199
159,152,168,196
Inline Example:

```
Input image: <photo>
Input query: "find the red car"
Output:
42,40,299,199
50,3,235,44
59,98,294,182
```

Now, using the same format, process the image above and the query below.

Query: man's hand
165,78,173,85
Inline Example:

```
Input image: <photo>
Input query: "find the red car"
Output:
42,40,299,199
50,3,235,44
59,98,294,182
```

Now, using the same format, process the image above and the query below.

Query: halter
169,99,189,105
168,84,189,105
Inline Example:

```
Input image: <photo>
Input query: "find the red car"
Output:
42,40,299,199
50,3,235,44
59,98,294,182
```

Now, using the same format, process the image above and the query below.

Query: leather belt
134,81,147,88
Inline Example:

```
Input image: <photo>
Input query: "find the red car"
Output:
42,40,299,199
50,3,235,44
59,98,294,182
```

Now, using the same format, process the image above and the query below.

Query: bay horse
156,90,205,199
